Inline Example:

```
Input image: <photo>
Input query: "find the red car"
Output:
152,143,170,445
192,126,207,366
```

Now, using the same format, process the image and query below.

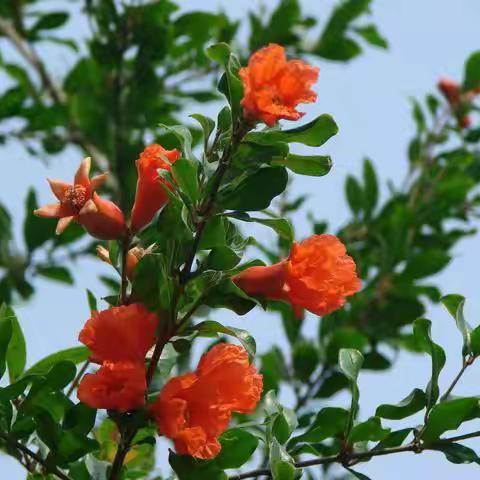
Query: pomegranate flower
130,144,181,233
34,157,126,240
240,43,319,126
233,234,361,317
78,304,159,364
149,344,263,459
78,361,146,412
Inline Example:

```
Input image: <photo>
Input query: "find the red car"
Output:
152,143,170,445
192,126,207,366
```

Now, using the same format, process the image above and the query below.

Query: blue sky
1,0,480,478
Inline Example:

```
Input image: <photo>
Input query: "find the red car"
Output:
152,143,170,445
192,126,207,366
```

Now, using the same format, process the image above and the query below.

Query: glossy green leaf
246,114,338,147
363,158,378,216
375,388,426,420
171,158,200,203
345,467,372,480
273,154,332,177
404,250,451,279
339,348,363,436
413,318,446,410
169,451,227,480
349,416,391,443
193,320,256,357
23,188,56,252
31,12,69,32
422,398,478,443
471,326,480,356
345,175,364,216
355,25,388,48
441,294,471,355
269,438,296,480
229,212,294,243
190,113,215,150
24,346,89,377
199,215,226,249
289,407,348,444
434,442,480,465
220,167,288,211
216,428,258,469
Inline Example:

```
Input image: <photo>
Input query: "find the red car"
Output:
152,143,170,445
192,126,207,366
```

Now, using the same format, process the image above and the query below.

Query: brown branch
0,17,110,172
0,430,72,480
66,360,90,397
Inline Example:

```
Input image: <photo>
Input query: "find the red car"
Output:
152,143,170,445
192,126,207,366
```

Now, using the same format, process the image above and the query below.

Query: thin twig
440,355,476,402
229,429,480,479
0,17,109,172
0,431,72,480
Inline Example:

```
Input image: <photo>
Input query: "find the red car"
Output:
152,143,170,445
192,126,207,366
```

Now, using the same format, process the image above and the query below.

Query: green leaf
373,428,413,450
215,428,259,469
434,442,480,465
376,389,426,420
86,290,97,312
160,123,196,161
246,114,338,147
193,321,256,358
422,398,478,443
413,318,446,409
264,391,298,444
220,167,288,211
355,24,388,48
471,326,480,356
272,154,332,177
349,416,390,443
24,188,56,251
345,467,372,480
363,158,378,216
229,212,294,243
0,304,13,379
190,113,215,150
199,216,226,249
204,279,257,315
31,12,69,33
441,294,471,355
169,451,227,480
269,438,296,480
463,51,480,91
289,407,348,444
339,349,363,436
206,43,243,122
6,307,26,382
171,158,200,203
37,265,74,285
345,175,364,216
403,250,451,279
207,246,241,270
24,347,89,377
108,240,120,269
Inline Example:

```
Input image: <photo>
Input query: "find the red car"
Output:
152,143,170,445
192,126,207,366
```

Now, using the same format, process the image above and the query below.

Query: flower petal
74,157,92,187
34,203,63,218
47,179,72,201
56,216,75,234
90,172,109,190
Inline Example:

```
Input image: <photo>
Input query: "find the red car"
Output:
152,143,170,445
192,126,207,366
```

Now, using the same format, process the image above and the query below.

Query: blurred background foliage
1,0,480,479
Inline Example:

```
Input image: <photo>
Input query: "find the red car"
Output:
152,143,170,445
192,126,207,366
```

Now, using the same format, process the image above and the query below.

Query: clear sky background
1,0,480,478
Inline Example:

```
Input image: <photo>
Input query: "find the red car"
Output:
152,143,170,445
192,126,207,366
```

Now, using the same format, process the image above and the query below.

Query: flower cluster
33,44,362,464
149,344,262,459
77,304,158,412
234,234,361,317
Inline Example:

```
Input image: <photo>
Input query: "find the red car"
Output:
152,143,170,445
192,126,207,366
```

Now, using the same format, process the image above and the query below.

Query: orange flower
130,144,181,232
239,43,319,126
149,344,262,459
79,304,159,364
233,234,361,317
438,77,462,104
34,157,127,240
78,361,146,412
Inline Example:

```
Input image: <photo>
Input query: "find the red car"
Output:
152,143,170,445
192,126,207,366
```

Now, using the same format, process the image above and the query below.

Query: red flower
149,344,263,459
78,361,146,412
96,244,154,280
79,304,159,364
239,43,319,126
130,144,181,232
34,157,126,240
233,234,361,317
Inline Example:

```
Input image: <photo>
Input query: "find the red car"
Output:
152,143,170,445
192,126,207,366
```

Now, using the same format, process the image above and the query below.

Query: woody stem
119,234,131,305
181,119,250,281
